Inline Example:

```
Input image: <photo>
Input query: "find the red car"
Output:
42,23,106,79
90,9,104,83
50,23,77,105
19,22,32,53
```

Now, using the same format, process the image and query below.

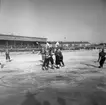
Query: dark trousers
99,58,105,68
42,58,49,68
6,54,10,60
49,57,54,65
60,60,64,66
55,55,60,65
59,56,64,66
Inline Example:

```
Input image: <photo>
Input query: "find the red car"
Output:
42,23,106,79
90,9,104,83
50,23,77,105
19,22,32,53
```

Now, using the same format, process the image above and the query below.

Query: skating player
98,48,106,68
55,48,61,69
48,47,54,69
58,48,65,67
5,49,11,62
42,49,50,70
40,47,46,62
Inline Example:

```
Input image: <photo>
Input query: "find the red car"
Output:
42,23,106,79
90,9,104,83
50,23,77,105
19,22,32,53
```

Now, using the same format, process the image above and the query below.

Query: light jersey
41,48,45,54
5,50,9,55
45,51,50,59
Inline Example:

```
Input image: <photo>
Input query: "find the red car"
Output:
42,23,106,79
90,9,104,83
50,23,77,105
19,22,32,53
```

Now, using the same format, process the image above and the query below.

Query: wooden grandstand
0,34,47,51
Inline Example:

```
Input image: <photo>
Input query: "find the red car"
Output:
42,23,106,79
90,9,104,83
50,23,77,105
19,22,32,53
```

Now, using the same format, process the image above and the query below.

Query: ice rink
0,49,106,105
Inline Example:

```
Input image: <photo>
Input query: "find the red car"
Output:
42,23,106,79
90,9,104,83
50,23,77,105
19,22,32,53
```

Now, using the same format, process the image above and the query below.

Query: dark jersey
49,49,54,57
55,50,59,56
99,51,106,59
59,51,63,57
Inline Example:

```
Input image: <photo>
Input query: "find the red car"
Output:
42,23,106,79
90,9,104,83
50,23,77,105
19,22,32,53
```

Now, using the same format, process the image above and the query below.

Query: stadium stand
0,34,47,51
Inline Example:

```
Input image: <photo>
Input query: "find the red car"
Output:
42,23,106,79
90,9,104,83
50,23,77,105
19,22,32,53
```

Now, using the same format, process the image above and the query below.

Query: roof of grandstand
47,41,90,44
0,34,47,42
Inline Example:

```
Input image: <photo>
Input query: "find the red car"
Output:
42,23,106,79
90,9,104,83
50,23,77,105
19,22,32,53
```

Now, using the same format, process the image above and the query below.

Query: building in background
47,41,91,50
0,34,47,51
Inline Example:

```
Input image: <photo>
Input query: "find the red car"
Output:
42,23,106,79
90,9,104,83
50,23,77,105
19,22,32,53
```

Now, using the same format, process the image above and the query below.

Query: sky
0,0,106,43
